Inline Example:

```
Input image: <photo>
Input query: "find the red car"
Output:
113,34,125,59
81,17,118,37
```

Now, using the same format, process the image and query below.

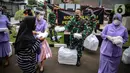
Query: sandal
3,60,9,67
39,67,44,73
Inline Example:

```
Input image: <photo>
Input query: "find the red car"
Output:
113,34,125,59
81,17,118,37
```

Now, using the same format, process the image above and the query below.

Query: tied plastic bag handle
92,29,96,35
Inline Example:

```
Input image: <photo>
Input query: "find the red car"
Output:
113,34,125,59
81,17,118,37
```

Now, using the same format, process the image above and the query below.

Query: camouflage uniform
48,12,59,42
65,16,87,65
87,15,97,35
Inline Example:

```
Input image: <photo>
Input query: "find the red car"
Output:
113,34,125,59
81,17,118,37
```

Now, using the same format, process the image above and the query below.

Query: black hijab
14,16,36,54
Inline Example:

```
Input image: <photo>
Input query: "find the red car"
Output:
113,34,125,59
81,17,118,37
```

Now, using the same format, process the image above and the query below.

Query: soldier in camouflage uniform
64,9,88,66
55,9,97,66
48,8,59,42
83,9,97,35
86,14,97,35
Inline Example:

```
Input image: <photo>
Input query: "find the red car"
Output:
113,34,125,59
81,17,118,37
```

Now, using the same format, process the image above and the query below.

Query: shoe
3,60,9,67
39,70,44,73
39,68,44,73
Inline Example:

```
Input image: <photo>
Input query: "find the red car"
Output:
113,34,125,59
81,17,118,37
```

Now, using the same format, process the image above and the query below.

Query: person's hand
33,31,39,35
113,36,123,45
106,36,114,42
113,39,123,48
59,27,65,32
33,31,36,35
54,26,60,32
55,26,65,32
39,37,45,41
113,40,122,45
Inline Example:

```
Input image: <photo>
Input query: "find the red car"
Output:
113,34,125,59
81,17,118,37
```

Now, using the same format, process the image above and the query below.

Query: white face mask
40,16,44,19
113,20,121,25
38,16,44,20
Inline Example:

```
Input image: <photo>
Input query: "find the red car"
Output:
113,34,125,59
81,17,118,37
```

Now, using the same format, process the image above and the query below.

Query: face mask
113,20,121,25
75,15,79,21
38,16,44,20
40,16,44,19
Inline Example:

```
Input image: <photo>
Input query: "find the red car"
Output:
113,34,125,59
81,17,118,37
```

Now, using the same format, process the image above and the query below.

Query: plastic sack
55,26,65,32
58,46,77,65
54,26,60,32
112,36,123,48
36,31,48,38
83,34,99,51
122,46,130,64
74,33,82,39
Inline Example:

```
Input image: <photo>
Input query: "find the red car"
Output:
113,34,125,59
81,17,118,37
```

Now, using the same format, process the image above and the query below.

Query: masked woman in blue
0,7,10,67
98,13,128,73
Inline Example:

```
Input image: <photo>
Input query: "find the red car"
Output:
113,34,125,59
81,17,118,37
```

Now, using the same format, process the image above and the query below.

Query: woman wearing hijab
34,8,52,73
98,13,128,73
14,16,44,73
0,7,10,67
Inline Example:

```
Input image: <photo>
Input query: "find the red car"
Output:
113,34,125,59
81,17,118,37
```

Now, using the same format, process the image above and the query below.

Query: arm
74,21,87,40
42,20,48,32
65,21,71,31
5,16,11,30
32,31,39,35
48,13,56,25
101,25,108,40
82,23,88,39
26,40,41,54
52,13,56,25
123,28,129,44
54,17,75,32
93,20,97,30
65,17,75,31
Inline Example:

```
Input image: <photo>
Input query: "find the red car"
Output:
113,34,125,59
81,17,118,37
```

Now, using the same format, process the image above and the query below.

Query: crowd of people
0,3,129,73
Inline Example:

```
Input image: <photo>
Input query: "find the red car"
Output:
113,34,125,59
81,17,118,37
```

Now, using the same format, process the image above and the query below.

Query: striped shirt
16,40,41,73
